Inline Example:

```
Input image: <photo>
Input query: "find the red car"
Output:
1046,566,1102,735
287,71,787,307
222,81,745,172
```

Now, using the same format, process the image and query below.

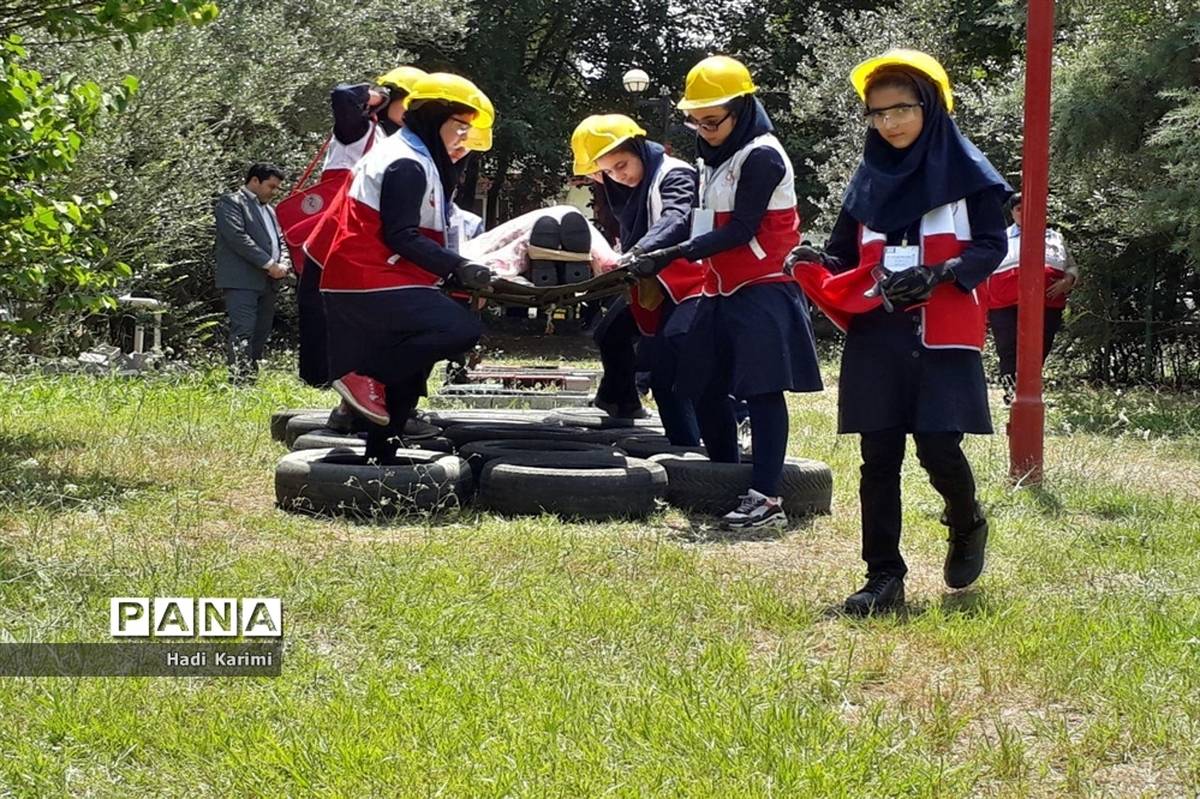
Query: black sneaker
721,489,787,530
844,573,906,617
944,512,989,589
327,401,355,434
402,417,442,441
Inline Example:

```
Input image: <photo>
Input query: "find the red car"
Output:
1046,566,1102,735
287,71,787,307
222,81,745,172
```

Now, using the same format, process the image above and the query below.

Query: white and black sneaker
721,489,787,530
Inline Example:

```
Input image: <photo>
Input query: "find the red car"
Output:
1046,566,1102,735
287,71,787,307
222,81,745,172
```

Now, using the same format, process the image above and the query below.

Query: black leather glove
880,258,960,306
627,245,683,279
783,245,830,275
453,261,492,290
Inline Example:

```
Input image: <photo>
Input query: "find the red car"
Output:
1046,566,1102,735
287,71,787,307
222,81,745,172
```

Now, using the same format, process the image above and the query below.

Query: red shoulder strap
288,135,332,197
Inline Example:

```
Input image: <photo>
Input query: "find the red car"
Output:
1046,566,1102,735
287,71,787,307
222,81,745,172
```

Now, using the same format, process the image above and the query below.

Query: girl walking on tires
790,50,1011,615
321,72,496,463
628,56,824,531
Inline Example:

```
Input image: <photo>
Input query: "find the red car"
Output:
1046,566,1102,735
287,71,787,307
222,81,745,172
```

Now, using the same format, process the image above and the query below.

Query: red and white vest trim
794,201,986,351
304,125,382,270
647,156,705,304
320,122,377,181
699,133,800,297
320,131,450,293
984,224,1070,310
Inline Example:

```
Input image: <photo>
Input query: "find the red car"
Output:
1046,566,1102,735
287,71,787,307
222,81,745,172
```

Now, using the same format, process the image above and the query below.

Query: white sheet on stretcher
459,205,620,279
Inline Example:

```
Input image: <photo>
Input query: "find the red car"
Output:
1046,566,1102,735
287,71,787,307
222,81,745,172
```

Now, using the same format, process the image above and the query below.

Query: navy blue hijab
842,70,1011,233
696,95,774,168
602,137,665,245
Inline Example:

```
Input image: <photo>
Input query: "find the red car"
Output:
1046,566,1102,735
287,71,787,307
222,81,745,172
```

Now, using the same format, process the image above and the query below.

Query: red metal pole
1009,0,1055,484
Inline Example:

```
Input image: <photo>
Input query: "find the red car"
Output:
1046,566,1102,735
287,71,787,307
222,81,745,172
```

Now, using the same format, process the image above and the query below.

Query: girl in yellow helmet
321,73,496,462
628,55,823,531
294,66,427,392
788,49,1011,615
570,114,706,443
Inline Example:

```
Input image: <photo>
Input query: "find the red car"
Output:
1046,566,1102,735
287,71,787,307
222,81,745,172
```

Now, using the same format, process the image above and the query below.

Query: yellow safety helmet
850,49,954,113
570,114,647,176
465,125,492,152
676,55,757,111
404,72,495,129
374,66,427,95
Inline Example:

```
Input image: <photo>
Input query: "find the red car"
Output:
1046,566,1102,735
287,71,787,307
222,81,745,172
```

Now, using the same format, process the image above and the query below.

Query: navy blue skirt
838,307,993,434
677,281,823,399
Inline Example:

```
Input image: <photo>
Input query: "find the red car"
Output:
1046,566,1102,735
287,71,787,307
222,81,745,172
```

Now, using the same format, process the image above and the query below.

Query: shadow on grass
0,431,153,517
817,586,993,624
665,512,821,545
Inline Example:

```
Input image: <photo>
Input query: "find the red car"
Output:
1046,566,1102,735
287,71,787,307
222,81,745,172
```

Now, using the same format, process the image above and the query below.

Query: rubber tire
477,456,667,520
284,412,339,447
276,447,473,519
442,423,592,448
271,408,332,442
649,454,833,517
572,427,667,445
420,408,554,427
457,439,617,479
615,436,708,459
545,407,662,429
291,429,455,454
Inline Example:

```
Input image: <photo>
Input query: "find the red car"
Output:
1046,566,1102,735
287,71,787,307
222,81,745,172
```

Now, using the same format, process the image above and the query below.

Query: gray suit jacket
214,188,282,291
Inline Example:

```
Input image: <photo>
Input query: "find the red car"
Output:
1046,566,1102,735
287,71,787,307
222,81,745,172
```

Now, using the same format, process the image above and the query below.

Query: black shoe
844,573,906,617
327,401,355,434
944,511,989,589
402,417,442,441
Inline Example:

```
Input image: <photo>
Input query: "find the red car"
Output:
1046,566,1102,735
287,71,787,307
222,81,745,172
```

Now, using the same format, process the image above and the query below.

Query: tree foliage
0,0,216,336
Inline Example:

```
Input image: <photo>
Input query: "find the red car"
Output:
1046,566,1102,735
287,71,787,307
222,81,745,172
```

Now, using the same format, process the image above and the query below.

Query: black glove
627,245,683,279
783,245,830,275
616,246,644,270
453,261,492,290
880,258,960,306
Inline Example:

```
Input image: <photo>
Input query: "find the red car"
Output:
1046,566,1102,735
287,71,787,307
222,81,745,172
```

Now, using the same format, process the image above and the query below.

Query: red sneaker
332,373,390,426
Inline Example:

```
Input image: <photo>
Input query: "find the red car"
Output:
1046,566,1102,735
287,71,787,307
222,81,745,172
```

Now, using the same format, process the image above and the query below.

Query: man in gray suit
214,162,288,381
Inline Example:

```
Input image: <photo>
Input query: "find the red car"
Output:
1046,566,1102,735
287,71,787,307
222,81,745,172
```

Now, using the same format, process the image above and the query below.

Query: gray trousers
223,288,275,377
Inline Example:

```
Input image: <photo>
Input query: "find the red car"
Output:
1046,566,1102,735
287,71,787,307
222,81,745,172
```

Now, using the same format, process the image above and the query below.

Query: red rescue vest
983,224,1070,310
302,127,382,271
319,131,451,293
699,133,800,297
629,156,706,334
795,201,987,351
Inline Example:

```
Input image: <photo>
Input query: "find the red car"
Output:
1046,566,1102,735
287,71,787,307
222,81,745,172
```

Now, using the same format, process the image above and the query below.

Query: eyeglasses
684,111,732,132
448,116,474,136
863,102,923,128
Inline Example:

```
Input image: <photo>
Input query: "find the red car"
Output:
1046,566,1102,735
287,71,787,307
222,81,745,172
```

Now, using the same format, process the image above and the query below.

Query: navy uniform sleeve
679,146,787,261
822,207,861,274
950,188,1008,292
379,160,467,278
635,167,696,252
331,83,373,145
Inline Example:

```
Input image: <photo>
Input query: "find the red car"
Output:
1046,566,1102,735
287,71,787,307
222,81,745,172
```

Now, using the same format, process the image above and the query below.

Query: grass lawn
0,346,1197,797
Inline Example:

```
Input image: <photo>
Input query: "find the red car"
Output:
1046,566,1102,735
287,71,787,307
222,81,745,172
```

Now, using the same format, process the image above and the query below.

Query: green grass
0,358,1197,797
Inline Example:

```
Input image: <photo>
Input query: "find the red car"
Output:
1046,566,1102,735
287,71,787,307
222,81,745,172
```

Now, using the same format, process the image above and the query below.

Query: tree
0,1,217,336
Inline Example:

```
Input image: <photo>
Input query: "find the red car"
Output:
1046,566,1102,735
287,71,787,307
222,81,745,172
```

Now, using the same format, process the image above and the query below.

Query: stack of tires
269,405,832,523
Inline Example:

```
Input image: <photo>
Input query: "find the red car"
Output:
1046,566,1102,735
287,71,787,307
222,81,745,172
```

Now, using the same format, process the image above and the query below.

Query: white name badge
882,245,920,273
690,208,715,238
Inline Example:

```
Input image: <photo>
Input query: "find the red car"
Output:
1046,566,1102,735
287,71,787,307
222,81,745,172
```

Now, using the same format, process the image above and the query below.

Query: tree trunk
486,149,511,228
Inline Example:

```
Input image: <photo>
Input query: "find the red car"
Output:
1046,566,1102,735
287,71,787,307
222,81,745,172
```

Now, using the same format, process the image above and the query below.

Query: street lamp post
622,67,676,149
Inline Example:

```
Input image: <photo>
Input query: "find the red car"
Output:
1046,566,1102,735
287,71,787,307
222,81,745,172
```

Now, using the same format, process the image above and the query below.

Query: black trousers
989,305,1065,386
324,288,483,459
297,259,329,388
593,296,641,410
223,287,275,380
859,428,978,577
